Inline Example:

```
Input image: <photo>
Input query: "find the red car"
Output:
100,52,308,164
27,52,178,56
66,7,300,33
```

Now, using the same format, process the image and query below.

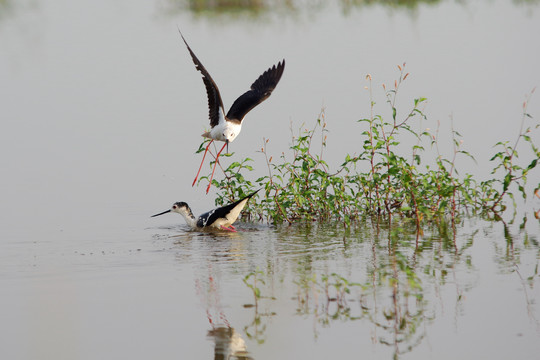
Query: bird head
151,202,192,218
223,128,237,143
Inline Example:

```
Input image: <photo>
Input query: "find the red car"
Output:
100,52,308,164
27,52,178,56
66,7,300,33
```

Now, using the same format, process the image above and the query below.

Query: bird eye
173,205,177,209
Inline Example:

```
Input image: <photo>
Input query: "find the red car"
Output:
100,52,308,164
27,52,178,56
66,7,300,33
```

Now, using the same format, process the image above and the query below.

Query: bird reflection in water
207,326,253,360
194,262,254,360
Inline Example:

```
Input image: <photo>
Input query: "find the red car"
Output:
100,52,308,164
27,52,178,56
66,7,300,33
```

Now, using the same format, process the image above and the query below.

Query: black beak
151,209,171,218
226,139,229,154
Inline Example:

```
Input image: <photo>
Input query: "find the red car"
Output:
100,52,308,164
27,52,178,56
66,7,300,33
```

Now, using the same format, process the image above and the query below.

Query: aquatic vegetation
235,215,539,359
201,64,539,231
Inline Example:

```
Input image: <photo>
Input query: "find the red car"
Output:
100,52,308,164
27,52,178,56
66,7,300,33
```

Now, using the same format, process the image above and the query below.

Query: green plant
481,88,539,214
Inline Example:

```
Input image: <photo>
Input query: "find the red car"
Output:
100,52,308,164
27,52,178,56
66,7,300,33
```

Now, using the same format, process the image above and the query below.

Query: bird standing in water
151,190,260,232
179,30,285,193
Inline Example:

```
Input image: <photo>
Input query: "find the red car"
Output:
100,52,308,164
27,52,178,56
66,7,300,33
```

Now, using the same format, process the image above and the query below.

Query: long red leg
206,142,228,194
193,140,213,187
220,225,237,232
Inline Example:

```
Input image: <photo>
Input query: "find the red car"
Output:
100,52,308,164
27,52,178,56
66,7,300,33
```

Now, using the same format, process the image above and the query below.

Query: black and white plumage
179,30,285,193
151,190,260,232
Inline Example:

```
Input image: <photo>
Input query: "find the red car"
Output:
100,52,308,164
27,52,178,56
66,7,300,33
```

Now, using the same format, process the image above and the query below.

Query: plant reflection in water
161,212,539,359
243,217,537,358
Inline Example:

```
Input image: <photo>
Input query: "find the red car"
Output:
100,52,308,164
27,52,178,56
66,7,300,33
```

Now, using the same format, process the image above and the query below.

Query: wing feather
179,30,225,128
226,60,285,123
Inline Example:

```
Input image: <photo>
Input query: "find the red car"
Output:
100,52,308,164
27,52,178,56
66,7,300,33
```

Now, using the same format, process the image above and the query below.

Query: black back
196,190,260,228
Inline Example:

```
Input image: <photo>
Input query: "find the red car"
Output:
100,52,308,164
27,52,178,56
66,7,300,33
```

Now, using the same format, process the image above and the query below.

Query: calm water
1,0,540,359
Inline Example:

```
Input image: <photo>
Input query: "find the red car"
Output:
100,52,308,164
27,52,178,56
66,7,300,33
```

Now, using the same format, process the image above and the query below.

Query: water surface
1,0,540,359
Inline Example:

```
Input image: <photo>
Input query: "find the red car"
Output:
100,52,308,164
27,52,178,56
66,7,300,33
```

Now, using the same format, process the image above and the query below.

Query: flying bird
151,190,260,232
179,30,285,193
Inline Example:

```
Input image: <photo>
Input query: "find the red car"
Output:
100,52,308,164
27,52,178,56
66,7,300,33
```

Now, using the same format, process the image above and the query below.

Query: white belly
207,121,242,143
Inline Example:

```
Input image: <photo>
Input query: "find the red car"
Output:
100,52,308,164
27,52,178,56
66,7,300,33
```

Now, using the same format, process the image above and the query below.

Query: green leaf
503,173,512,192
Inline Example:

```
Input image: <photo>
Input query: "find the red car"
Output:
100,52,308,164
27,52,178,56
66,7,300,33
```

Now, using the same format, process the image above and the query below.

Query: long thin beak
151,209,171,218
226,139,229,154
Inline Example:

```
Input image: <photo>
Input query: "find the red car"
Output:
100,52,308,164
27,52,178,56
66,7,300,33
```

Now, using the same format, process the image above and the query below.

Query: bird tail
245,188,261,199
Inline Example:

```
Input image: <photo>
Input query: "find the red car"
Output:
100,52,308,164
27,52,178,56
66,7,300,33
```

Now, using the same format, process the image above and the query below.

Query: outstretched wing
179,30,225,128
226,60,285,123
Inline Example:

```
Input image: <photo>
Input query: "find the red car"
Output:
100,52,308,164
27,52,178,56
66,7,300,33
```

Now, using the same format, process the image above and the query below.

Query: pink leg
206,142,228,194
220,225,237,232
193,140,213,187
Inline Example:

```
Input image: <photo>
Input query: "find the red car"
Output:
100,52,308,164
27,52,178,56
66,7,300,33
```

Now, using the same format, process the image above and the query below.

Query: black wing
226,60,285,123
197,190,260,228
179,30,224,128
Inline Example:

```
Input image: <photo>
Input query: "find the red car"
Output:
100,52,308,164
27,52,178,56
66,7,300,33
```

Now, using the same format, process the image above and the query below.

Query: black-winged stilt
151,190,260,232
179,31,285,193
